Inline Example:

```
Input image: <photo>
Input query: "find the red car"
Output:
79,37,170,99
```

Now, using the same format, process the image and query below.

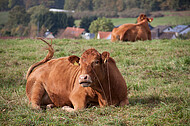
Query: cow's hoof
46,104,55,109
31,103,41,110
62,106,74,112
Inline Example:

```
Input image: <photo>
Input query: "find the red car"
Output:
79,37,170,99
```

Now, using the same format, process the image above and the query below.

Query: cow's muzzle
79,74,92,87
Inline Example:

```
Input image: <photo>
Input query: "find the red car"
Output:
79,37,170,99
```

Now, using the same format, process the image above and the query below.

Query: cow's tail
26,38,54,80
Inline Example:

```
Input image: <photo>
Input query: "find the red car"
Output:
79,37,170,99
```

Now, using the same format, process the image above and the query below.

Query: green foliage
76,0,93,11
89,17,114,34
64,0,80,10
39,12,74,34
27,5,49,24
79,16,97,32
28,5,75,35
8,5,30,27
67,16,75,27
1,0,190,12
8,0,24,9
24,0,39,9
0,0,9,11
0,39,189,125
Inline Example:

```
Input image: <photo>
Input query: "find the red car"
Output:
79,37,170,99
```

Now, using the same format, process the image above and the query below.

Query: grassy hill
0,38,189,125
111,16,190,27
0,12,9,25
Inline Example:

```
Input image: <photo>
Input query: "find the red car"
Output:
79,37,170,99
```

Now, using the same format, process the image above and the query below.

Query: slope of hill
0,38,189,125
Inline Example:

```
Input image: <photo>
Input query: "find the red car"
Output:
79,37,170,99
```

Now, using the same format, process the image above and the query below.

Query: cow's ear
68,55,80,66
102,51,110,63
148,18,153,22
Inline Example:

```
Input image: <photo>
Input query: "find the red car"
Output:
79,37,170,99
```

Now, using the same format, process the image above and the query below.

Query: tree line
0,0,189,37
0,0,189,12
0,5,75,37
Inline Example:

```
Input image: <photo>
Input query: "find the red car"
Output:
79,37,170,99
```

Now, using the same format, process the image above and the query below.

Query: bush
80,16,97,32
0,27,11,36
177,32,190,40
89,17,114,34
11,25,29,36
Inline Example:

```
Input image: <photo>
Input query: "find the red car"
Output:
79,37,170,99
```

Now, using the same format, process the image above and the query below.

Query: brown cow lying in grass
111,14,153,42
26,38,129,112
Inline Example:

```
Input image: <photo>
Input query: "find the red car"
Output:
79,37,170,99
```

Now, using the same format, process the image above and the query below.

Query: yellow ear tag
149,19,151,22
74,61,79,66
104,58,107,63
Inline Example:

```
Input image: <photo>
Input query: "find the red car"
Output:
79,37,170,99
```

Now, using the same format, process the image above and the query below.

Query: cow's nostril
84,75,87,80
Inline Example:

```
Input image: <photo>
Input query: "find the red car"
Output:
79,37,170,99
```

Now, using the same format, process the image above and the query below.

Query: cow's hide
26,38,129,112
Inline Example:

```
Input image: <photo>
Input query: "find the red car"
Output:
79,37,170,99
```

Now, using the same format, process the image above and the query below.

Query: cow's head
137,14,153,23
69,49,110,88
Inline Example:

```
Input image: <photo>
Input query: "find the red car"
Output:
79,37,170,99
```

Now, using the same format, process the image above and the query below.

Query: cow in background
26,38,129,112
111,14,153,42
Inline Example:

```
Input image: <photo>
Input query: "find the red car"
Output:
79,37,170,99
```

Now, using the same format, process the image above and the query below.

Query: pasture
0,38,190,125
0,12,9,25
111,16,190,27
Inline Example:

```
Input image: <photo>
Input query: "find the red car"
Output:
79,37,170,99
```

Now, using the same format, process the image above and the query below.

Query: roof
151,25,172,33
97,31,112,39
44,31,55,38
61,27,85,39
171,25,189,33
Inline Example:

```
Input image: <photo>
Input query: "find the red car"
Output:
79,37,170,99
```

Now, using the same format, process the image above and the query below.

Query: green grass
150,16,190,27
110,16,190,27
0,38,190,125
110,18,137,26
75,11,190,27
0,12,9,25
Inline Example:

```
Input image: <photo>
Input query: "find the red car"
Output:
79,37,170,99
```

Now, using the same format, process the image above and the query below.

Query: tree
64,0,80,10
80,16,97,32
77,0,93,11
0,0,9,11
24,0,39,9
89,17,114,34
67,16,75,27
8,0,24,9
8,5,30,27
28,5,49,25
52,0,65,9
39,0,55,8
38,12,68,34
116,0,125,12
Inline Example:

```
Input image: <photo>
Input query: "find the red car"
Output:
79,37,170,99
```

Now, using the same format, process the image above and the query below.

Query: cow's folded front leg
63,90,87,112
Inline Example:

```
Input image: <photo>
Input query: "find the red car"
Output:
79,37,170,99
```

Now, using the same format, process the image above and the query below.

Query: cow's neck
93,62,120,105
138,20,150,31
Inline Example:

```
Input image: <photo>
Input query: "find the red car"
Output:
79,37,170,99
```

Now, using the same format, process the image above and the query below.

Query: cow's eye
94,60,99,65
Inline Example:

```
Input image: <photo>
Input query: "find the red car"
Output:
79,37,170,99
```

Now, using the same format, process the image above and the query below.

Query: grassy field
111,16,190,27
0,12,9,25
75,16,190,27
0,38,190,125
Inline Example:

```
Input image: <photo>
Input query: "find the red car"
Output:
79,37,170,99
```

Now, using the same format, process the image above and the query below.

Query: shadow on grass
129,95,183,107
